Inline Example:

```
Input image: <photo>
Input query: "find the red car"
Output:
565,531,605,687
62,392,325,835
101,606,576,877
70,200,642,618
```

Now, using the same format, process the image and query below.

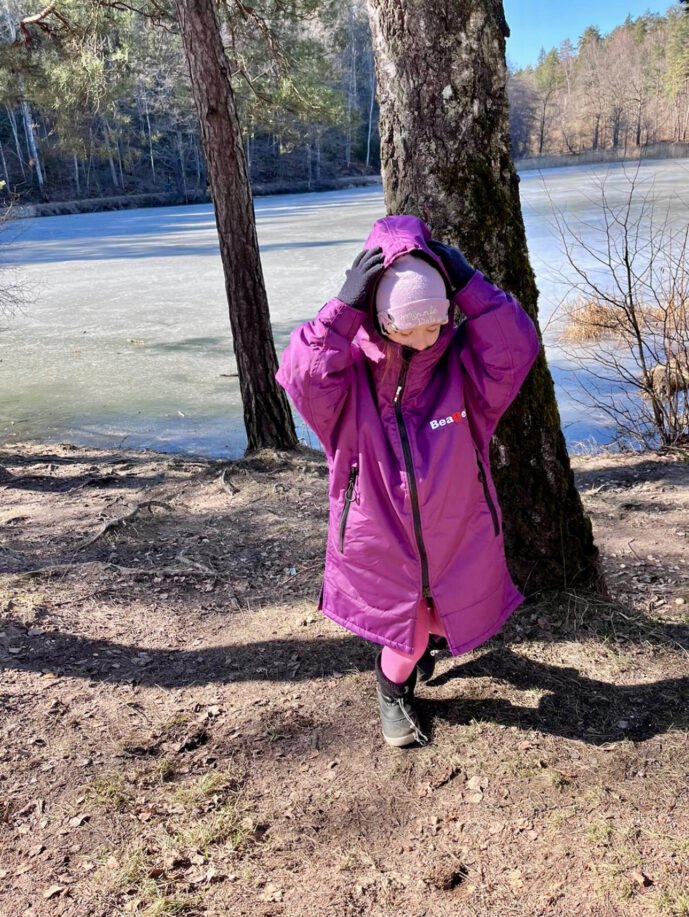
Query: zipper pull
344,466,358,502
393,385,403,404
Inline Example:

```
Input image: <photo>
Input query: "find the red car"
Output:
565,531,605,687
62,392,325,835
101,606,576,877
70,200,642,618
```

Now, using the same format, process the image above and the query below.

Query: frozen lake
2,157,688,457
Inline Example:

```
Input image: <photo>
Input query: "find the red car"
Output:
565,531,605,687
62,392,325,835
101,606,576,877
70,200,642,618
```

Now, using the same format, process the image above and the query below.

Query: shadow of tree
424,646,688,744
573,457,689,491
2,618,686,747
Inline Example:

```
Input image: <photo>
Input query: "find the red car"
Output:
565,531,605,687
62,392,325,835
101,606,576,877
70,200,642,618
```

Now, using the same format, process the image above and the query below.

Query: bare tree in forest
534,48,563,154
578,28,610,152
552,167,689,449
365,0,604,595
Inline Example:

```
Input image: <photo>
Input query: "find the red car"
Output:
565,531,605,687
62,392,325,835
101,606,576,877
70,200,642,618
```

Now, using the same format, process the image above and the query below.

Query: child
276,215,541,747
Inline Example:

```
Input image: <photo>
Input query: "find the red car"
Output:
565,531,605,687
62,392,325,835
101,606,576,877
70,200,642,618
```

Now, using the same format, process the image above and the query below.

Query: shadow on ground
2,618,687,747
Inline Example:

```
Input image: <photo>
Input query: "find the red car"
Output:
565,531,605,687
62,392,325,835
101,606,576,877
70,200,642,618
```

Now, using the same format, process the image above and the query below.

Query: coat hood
355,216,455,371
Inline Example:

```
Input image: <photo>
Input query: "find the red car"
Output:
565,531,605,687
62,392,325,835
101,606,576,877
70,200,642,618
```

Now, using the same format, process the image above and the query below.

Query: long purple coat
276,215,541,656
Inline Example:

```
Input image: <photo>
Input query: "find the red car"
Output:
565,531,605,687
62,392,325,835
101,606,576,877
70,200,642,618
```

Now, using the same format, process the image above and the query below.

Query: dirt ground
1,442,688,917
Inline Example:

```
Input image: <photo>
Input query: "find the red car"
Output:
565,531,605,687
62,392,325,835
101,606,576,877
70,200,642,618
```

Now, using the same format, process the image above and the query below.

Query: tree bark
173,0,297,451
366,0,604,595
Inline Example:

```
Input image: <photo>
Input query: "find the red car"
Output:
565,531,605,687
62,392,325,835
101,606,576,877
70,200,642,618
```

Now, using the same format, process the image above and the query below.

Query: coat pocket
338,465,359,553
475,450,500,536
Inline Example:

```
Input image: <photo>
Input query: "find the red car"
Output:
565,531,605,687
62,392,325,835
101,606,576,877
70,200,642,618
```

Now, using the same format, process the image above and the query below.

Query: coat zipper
394,353,432,600
338,465,359,553
475,450,500,535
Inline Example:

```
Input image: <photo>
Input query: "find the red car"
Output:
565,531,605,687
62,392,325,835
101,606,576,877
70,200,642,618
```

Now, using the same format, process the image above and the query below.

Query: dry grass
87,772,133,813
560,297,627,342
560,295,689,345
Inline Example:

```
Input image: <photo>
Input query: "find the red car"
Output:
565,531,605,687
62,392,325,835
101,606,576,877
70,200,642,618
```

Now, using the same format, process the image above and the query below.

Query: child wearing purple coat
277,215,541,747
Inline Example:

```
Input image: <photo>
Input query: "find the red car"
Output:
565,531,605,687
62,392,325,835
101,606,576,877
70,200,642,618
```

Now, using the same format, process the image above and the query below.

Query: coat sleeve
275,296,366,452
455,271,542,450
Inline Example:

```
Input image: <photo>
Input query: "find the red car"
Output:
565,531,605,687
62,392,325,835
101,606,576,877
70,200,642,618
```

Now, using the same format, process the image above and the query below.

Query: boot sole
382,730,418,748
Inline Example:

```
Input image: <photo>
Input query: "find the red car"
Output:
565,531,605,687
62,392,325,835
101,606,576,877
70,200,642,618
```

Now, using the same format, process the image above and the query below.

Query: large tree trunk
173,0,297,451
366,0,604,595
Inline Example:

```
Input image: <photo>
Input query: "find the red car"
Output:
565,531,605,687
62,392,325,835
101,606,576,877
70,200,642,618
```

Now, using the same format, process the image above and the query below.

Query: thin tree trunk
85,131,94,195
682,87,689,143
73,151,80,197
366,63,375,168
5,106,26,179
173,0,297,451
0,141,11,193
116,139,125,189
194,133,202,189
142,90,156,185
177,130,187,194
104,121,119,190
366,0,604,595
20,99,44,192
635,98,642,147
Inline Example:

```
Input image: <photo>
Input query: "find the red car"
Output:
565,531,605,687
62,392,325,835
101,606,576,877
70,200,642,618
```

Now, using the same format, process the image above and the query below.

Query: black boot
416,635,449,682
375,652,429,747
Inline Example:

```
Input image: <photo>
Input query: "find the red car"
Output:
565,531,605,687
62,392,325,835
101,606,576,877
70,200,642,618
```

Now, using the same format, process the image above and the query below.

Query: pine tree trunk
366,0,604,595
173,0,297,451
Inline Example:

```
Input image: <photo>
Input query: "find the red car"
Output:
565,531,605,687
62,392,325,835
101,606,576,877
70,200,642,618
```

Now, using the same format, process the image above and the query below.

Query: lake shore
1,441,688,915
9,141,689,219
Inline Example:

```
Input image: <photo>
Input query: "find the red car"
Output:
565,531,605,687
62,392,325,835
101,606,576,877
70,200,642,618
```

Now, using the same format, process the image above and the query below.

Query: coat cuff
317,297,368,341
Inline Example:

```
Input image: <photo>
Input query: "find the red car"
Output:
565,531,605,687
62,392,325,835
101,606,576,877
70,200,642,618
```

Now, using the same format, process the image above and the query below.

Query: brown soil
1,442,688,917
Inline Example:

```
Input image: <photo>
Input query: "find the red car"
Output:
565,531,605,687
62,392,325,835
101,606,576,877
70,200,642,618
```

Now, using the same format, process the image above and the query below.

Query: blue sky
503,0,678,69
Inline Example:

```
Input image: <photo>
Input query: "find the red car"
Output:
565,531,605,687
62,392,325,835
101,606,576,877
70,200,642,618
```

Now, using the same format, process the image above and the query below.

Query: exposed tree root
78,500,173,549
218,469,240,496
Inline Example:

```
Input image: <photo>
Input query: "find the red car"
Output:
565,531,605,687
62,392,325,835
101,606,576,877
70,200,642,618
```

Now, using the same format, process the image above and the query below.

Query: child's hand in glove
337,247,385,311
428,240,476,295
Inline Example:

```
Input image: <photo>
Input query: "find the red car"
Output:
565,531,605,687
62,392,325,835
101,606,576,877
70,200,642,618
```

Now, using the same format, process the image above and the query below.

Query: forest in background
1,0,688,204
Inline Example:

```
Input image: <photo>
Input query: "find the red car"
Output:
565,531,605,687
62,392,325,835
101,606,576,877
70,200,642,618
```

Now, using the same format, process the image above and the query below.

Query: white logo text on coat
430,410,466,429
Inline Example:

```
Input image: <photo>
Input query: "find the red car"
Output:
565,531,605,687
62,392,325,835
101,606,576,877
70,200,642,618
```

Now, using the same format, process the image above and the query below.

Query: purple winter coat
276,215,542,656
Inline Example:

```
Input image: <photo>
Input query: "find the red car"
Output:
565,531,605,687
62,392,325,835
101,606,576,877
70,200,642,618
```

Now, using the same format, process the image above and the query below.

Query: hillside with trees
508,6,689,159
1,2,688,203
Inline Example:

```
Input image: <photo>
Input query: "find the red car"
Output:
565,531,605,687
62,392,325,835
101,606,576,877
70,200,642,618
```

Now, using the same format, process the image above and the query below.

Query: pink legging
380,598,445,684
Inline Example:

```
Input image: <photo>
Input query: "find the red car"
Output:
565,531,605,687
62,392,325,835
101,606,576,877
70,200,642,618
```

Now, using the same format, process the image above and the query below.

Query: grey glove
337,246,385,311
428,240,476,294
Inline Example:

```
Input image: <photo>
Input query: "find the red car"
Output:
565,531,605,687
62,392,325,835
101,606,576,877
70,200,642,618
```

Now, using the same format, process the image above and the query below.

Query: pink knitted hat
375,254,450,334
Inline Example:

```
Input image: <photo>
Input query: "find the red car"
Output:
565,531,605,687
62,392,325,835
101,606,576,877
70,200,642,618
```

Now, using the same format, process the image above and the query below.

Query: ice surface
1,157,688,457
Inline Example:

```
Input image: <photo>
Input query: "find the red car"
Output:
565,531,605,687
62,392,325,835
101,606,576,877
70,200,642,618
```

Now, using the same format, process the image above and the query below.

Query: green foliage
0,0,376,199
665,7,689,97
535,48,564,95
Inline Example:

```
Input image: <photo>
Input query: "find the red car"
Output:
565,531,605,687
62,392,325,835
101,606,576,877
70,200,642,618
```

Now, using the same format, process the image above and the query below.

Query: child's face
384,320,448,351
